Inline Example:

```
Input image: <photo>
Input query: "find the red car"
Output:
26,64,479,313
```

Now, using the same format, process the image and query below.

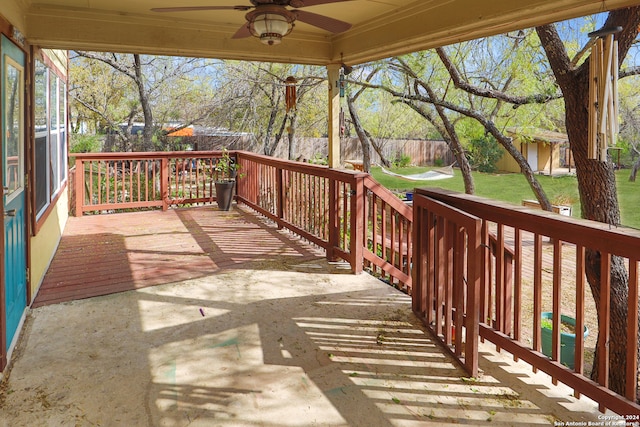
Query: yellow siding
42,49,68,77
496,146,523,173
538,144,551,172
1,1,27,33
536,143,562,174
30,189,68,298
497,140,561,174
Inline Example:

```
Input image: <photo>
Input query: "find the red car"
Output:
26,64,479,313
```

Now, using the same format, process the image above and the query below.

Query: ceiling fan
151,0,353,45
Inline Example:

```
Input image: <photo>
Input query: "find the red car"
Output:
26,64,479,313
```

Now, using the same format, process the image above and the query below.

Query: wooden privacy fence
415,188,640,416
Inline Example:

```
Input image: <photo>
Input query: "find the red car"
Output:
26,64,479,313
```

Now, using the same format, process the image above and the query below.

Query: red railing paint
71,150,640,415
415,187,640,416
73,151,231,215
235,151,403,279
412,194,482,376
73,151,411,286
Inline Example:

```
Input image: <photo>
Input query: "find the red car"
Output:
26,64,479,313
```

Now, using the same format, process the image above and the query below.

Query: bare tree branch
74,51,136,80
435,47,562,105
620,65,640,78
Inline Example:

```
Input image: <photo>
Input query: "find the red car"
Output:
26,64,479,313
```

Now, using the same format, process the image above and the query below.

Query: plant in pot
540,312,589,369
213,149,242,211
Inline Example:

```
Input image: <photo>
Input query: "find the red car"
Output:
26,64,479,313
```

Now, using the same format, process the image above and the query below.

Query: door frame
0,32,30,373
527,142,539,172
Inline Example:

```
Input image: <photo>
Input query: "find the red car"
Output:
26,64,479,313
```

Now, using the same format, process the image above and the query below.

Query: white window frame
34,59,67,221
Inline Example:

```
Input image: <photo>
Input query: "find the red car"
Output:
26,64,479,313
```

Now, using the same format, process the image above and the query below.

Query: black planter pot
214,181,235,211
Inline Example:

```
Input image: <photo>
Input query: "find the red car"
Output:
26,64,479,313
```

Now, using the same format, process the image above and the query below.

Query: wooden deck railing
72,150,640,414
414,187,640,416
412,193,483,376
73,151,413,287
235,152,412,284
73,151,230,215
362,176,413,293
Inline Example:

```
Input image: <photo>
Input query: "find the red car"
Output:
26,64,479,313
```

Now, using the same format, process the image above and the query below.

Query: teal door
1,35,26,352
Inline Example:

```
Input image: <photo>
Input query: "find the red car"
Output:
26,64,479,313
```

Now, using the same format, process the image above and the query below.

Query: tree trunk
365,129,391,168
424,85,475,194
133,54,154,151
537,7,640,396
263,85,281,156
630,156,640,182
287,112,298,160
266,112,287,157
347,95,372,172
361,135,371,173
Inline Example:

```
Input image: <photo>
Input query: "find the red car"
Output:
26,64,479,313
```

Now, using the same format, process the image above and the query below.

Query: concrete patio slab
0,255,611,426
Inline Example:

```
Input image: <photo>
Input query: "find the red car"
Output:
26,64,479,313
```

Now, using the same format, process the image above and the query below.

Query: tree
69,53,138,148
344,62,439,170
344,65,396,171
70,52,218,151
537,7,640,396
219,62,326,158
387,54,476,194
70,56,333,157
74,52,156,150
356,39,560,203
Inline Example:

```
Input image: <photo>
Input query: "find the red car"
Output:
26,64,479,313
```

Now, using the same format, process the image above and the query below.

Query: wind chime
338,63,352,136
588,28,620,161
285,76,297,112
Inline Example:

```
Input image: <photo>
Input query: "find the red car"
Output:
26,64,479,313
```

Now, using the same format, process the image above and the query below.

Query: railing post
465,218,482,378
276,166,284,229
235,152,251,206
235,152,244,202
411,201,424,315
161,157,169,211
349,175,365,274
327,179,339,262
74,157,84,217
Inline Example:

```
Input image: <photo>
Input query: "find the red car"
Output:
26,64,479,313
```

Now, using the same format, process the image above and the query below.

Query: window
34,59,67,220
5,57,23,199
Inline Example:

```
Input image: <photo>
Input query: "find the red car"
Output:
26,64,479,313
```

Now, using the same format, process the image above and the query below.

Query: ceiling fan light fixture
247,7,295,45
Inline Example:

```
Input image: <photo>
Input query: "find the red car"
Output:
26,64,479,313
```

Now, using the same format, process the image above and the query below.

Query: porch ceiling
7,0,640,65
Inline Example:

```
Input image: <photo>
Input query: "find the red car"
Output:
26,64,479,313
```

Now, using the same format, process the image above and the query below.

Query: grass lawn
370,166,640,230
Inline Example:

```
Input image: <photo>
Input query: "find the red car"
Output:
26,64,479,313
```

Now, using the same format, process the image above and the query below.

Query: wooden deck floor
33,205,326,308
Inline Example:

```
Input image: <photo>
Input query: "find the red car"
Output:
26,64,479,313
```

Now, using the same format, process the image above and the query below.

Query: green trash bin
540,312,588,369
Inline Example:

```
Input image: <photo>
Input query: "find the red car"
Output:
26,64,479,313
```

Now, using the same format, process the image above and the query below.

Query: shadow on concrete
9,205,608,426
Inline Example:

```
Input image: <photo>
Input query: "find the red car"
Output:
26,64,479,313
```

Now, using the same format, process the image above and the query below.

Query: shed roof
507,127,570,144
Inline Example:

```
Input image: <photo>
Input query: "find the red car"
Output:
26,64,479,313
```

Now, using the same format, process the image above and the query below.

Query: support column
327,64,341,169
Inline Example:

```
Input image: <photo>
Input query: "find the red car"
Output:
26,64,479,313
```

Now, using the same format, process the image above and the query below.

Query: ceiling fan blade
231,25,252,39
151,6,252,12
292,0,353,7
294,10,352,33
